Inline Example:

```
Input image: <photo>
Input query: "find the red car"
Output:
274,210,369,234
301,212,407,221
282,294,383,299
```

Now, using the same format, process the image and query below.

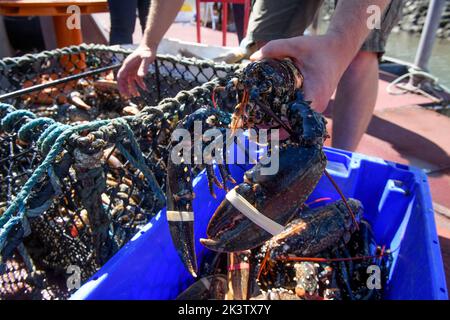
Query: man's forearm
326,0,390,63
141,0,185,48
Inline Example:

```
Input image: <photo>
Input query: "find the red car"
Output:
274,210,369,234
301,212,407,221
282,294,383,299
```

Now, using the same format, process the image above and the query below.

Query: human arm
117,0,184,97
251,0,390,112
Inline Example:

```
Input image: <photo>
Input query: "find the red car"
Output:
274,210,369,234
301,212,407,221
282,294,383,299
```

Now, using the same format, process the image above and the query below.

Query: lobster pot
0,44,236,300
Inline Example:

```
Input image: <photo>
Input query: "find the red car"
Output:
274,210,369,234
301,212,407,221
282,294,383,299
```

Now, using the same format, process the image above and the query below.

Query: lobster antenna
324,169,359,231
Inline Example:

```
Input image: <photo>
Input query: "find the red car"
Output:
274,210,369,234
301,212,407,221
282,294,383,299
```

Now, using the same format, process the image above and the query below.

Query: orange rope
306,197,333,206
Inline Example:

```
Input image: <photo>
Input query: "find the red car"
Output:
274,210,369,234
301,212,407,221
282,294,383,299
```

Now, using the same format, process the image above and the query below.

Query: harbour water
317,12,450,91
385,30,450,90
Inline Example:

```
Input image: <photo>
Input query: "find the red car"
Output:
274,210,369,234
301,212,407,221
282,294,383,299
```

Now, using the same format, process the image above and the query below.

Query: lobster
166,58,328,277
253,200,391,300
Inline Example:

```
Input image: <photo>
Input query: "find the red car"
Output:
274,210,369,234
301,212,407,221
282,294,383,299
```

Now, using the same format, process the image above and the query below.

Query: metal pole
414,0,446,71
0,63,122,102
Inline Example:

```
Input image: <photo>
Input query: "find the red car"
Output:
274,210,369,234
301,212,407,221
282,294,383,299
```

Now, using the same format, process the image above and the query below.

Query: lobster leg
326,263,342,300
218,163,236,191
341,247,354,279
337,255,355,300
206,165,223,199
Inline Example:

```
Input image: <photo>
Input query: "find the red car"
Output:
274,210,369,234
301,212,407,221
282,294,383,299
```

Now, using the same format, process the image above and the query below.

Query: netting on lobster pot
0,44,236,120
0,45,237,300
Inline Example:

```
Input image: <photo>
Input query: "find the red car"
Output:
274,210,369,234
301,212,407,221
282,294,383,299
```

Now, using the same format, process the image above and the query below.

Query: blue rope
36,123,62,152
0,106,167,255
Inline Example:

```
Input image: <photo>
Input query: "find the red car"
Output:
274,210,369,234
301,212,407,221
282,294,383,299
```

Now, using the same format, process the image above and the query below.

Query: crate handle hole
440,288,446,293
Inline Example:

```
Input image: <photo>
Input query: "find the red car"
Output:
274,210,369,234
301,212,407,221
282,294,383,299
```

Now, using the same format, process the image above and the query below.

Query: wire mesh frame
0,44,238,300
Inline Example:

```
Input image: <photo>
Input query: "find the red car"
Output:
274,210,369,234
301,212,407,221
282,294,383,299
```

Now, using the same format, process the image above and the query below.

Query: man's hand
117,45,156,98
116,0,184,98
250,0,390,112
250,35,347,113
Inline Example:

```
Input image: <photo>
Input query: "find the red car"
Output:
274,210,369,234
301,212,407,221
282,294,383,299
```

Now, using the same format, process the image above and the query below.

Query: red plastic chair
196,0,251,46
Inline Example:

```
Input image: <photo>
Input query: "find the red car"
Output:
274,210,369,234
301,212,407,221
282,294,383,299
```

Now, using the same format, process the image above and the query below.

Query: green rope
0,120,110,231
114,119,165,206
1,110,36,131
37,123,71,155
0,102,16,115
0,211,25,254
0,117,167,251
18,117,55,143
36,123,62,151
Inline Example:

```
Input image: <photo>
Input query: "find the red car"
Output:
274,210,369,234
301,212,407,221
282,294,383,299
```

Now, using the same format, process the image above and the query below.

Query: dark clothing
108,0,151,45
232,4,245,43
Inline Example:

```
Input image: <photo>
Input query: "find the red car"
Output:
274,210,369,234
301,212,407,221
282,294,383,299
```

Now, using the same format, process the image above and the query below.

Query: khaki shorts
247,0,404,54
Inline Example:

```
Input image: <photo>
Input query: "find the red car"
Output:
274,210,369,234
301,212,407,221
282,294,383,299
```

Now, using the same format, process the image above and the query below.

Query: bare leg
332,51,379,151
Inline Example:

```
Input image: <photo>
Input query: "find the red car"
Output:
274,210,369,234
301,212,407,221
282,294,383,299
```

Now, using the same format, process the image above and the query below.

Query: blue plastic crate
71,147,448,300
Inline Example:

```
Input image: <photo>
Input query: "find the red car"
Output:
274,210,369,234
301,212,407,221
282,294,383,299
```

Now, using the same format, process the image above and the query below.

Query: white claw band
166,211,194,222
225,188,284,236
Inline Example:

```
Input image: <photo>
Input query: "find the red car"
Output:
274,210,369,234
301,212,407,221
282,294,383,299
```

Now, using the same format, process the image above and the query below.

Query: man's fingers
302,81,328,113
127,75,139,97
117,70,130,98
117,56,137,98
250,39,299,61
136,58,151,91
137,57,151,78
249,49,263,61
136,76,147,91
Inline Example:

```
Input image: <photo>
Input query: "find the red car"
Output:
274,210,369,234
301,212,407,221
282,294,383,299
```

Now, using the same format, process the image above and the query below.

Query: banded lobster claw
166,107,234,277
200,141,327,253
166,209,198,277
166,161,198,277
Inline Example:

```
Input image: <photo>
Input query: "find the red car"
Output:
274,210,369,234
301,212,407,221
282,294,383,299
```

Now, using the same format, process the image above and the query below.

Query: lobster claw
167,210,198,277
166,173,198,277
